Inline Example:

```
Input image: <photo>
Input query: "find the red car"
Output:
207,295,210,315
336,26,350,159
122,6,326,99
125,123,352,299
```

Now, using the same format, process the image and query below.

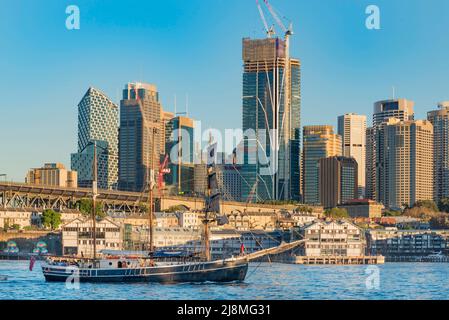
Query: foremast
203,142,220,262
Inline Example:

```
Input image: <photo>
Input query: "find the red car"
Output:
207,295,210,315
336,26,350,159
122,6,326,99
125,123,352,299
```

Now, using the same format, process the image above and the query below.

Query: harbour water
1,261,449,300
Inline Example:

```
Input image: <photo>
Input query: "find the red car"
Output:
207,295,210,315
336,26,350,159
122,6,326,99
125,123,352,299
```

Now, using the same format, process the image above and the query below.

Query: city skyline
2,0,449,182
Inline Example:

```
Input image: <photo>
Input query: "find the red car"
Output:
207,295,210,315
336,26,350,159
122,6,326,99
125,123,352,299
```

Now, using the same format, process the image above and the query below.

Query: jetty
275,255,385,265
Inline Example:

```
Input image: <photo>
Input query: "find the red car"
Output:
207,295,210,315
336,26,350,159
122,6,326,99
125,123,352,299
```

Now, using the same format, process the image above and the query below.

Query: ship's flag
240,243,245,254
29,256,36,271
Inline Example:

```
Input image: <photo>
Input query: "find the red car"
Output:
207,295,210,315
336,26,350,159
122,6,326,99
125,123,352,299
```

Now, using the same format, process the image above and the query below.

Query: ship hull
42,258,248,283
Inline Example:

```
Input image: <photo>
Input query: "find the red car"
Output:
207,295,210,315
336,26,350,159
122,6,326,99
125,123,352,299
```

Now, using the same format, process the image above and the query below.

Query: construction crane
255,0,294,200
256,0,275,38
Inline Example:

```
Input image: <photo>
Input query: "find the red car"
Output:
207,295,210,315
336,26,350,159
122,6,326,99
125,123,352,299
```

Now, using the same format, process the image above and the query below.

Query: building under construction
241,33,301,202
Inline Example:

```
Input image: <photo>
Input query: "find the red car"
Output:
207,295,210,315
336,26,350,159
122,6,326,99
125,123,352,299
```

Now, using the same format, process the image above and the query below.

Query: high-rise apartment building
338,113,366,197
118,83,163,192
302,125,342,205
71,87,119,190
241,37,301,202
427,102,449,203
26,163,78,188
366,99,415,202
379,118,434,209
319,156,358,209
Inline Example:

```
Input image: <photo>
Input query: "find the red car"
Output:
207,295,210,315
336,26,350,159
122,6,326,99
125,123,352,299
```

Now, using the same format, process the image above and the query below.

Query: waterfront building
118,83,164,192
0,209,83,230
26,163,77,188
367,228,449,257
378,118,434,209
70,87,119,190
302,125,342,205
366,99,415,201
319,156,358,209
62,217,122,256
176,211,202,229
338,113,366,197
226,211,277,230
338,199,383,218
299,220,365,257
427,102,449,203
241,37,301,202
123,225,283,259
290,212,318,227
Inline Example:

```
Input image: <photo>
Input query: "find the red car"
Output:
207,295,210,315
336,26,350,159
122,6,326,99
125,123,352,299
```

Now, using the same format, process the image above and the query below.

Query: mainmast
148,127,157,253
92,141,98,260
203,142,220,262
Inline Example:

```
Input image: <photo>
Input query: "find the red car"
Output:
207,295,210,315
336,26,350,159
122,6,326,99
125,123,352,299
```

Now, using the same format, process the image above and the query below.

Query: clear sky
1,0,449,181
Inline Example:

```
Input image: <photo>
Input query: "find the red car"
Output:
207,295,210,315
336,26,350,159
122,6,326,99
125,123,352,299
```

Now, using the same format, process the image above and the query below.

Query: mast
203,141,219,262
92,141,98,260
148,127,157,253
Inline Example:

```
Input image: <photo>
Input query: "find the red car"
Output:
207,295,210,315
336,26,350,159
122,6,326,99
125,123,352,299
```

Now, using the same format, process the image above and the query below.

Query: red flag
29,256,36,271
240,243,245,254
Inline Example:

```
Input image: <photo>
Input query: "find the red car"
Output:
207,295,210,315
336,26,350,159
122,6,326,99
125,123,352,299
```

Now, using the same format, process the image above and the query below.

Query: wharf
278,255,385,265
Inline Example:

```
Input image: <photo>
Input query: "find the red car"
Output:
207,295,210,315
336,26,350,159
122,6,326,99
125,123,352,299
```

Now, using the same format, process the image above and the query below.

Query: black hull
42,259,248,283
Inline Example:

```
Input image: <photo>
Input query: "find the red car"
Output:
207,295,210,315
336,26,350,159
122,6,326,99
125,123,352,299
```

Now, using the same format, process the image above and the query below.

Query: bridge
0,182,302,215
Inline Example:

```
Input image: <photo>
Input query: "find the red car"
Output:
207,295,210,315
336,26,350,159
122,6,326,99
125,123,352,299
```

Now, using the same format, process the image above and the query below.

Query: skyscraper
241,37,301,202
373,99,415,126
427,102,449,203
302,125,342,205
365,127,376,200
118,82,163,192
319,156,358,209
338,113,366,197
165,115,195,194
71,87,119,190
366,99,415,201
379,118,434,209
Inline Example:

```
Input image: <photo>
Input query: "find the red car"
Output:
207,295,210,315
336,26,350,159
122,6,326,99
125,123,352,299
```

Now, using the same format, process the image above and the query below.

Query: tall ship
41,141,249,283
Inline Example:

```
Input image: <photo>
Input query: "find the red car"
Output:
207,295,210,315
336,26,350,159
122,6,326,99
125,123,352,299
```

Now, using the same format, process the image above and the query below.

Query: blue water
1,261,449,300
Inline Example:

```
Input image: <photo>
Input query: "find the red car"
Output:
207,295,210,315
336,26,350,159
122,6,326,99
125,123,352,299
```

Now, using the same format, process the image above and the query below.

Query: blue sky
1,0,449,181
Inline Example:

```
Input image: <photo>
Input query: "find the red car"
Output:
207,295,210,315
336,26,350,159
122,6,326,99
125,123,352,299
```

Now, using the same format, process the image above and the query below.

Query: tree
41,209,62,230
164,205,188,213
413,200,438,212
383,210,402,217
324,208,349,219
438,198,449,213
77,198,106,218
295,205,313,214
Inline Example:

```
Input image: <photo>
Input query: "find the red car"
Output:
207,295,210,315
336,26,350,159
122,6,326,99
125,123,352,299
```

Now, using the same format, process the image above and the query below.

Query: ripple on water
1,261,449,300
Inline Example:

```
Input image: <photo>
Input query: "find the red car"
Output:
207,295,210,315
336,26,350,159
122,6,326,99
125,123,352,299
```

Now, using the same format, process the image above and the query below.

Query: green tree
414,200,438,212
164,205,188,213
324,208,349,219
295,205,313,213
77,198,106,218
383,210,402,217
438,198,449,213
41,209,62,230
11,224,20,231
